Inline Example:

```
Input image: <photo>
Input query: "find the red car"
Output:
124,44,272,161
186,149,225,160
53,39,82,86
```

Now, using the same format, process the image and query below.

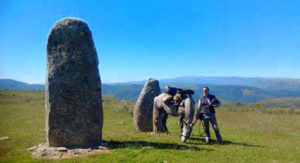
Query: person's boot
216,134,223,144
205,137,210,143
218,139,223,144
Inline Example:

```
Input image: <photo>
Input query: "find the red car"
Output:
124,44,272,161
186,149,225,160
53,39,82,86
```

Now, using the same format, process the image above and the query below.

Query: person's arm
197,99,201,110
196,99,203,120
212,96,221,107
215,99,221,107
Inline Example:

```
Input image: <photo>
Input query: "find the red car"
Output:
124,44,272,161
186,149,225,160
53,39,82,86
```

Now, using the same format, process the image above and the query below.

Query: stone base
28,142,109,159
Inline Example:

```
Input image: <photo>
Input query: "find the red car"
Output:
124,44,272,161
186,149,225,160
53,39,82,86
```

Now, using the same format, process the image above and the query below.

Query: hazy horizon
2,75,300,85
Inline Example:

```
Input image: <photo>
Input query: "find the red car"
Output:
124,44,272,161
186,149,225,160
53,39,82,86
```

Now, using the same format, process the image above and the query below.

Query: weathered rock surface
46,17,103,147
133,78,161,131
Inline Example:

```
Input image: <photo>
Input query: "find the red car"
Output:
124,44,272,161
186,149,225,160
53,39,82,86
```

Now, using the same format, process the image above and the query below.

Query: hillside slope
2,79,300,103
0,79,44,91
0,90,299,162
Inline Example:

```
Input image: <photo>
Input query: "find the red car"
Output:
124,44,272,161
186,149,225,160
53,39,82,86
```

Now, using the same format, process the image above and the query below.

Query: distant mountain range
2,76,300,103
0,79,44,91
103,83,300,103
123,76,300,91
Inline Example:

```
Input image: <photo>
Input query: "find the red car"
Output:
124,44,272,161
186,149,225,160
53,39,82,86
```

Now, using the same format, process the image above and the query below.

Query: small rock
98,146,109,150
27,146,38,152
38,143,44,147
56,147,67,151
32,151,42,158
142,146,152,149
46,148,57,156
0,136,9,141
119,122,125,125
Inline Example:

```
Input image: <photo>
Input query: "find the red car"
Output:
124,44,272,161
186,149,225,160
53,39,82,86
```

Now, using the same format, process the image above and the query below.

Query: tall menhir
46,18,103,147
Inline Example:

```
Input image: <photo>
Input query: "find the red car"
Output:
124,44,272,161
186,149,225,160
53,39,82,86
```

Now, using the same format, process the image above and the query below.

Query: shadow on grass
188,137,265,147
107,140,214,151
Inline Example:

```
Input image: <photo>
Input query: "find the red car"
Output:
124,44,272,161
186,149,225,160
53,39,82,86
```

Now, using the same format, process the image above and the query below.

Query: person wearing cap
196,86,223,144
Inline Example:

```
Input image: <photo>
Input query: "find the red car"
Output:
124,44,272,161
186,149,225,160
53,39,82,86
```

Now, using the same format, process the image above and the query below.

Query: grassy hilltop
0,90,300,162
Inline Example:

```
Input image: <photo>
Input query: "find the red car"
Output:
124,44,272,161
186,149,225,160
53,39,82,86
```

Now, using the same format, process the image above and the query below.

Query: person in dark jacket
196,86,223,144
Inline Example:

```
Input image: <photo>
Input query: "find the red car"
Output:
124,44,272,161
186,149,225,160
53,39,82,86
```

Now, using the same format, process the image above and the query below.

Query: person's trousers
203,113,223,143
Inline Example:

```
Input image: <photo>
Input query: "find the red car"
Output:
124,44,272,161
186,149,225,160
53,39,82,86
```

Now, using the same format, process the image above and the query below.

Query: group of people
154,86,223,144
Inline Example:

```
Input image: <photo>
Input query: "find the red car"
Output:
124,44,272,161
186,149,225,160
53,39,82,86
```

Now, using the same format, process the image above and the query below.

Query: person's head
202,87,209,96
173,90,182,101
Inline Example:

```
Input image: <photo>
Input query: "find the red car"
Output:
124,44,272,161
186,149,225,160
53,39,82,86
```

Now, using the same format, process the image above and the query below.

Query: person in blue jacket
196,86,223,144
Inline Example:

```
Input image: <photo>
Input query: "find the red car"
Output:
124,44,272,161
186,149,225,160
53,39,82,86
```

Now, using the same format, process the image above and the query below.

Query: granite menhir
133,78,161,132
46,17,103,147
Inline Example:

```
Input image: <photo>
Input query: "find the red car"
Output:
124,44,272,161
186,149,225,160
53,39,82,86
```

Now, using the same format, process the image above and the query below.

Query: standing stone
134,78,161,132
46,17,103,147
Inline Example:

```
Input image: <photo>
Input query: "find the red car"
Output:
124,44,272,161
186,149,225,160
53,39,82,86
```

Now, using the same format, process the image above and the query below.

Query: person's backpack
164,85,178,96
164,85,195,96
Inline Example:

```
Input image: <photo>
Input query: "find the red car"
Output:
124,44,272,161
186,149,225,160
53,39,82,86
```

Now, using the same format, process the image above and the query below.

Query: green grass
0,90,300,162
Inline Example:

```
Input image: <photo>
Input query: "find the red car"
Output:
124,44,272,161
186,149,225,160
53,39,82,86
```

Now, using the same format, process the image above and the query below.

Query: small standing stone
0,136,9,141
46,17,103,147
133,78,161,131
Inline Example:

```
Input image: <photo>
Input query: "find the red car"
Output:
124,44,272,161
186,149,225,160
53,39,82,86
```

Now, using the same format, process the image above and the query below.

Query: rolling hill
125,76,300,91
255,97,300,108
0,79,44,91
103,83,300,103
2,78,300,103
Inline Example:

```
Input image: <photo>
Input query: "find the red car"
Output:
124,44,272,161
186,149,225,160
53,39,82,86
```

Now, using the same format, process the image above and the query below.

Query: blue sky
0,0,299,83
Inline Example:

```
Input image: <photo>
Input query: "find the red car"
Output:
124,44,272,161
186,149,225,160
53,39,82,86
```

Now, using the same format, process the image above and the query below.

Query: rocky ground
28,142,109,159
